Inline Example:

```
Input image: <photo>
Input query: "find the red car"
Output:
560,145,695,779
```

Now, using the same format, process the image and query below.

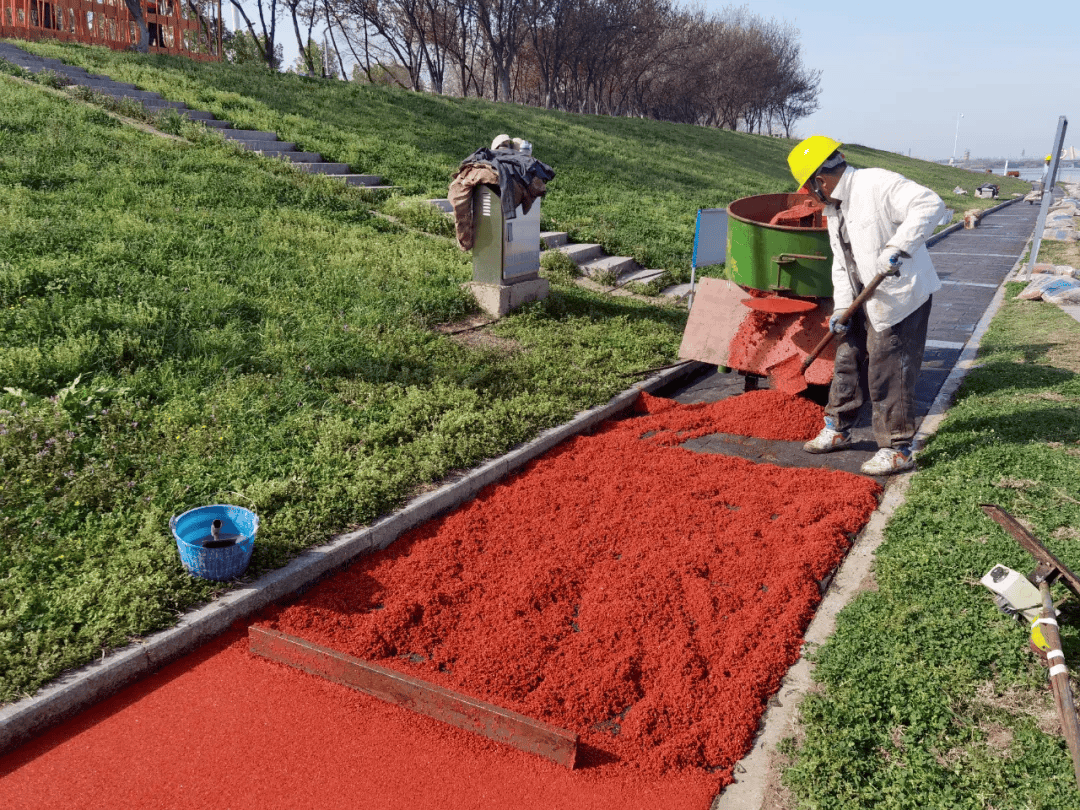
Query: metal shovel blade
768,352,810,395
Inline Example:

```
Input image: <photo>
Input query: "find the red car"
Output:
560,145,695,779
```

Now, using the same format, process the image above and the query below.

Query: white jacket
826,167,945,330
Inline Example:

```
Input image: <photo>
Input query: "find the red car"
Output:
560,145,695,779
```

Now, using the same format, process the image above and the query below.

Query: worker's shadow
953,357,1075,398
575,741,621,769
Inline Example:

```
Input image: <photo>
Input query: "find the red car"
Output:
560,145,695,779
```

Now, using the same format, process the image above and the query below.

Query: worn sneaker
860,447,916,475
803,428,852,454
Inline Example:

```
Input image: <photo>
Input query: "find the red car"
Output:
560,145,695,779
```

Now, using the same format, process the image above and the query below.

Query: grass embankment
782,283,1080,807
0,75,686,702
0,39,1032,707
10,38,1029,280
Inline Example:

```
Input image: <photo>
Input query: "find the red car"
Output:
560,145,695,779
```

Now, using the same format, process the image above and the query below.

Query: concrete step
259,150,324,163
82,78,142,91
340,174,384,187
579,255,638,279
617,268,667,286
660,283,693,300
72,76,138,87
178,109,219,121
233,140,297,152
342,183,396,192
199,119,235,129
135,99,189,110
554,243,604,265
294,162,351,175
94,88,163,101
428,199,453,213
540,231,569,248
80,84,149,96
217,128,279,142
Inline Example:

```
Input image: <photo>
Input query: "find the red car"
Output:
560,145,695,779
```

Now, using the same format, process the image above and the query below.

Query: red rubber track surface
0,391,880,808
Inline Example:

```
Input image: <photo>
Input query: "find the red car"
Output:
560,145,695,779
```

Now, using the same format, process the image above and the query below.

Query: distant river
1013,167,1080,184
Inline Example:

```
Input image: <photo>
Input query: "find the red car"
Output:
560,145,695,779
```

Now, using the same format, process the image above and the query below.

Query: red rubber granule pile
740,297,817,314
267,392,880,788
0,391,878,808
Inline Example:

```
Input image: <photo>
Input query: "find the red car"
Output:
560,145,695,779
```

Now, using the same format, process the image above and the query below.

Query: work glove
828,312,849,335
878,247,904,277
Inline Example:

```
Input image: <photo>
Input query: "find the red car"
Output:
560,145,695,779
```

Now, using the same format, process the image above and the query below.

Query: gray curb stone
0,360,705,755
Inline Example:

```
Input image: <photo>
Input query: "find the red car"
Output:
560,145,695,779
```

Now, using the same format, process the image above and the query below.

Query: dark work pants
825,297,932,450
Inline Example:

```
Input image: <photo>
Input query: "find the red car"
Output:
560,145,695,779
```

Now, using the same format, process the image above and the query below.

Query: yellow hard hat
1046,155,1053,162
788,136,843,188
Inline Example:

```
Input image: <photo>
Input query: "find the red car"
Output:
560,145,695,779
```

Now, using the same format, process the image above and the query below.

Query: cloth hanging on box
448,148,555,251
448,164,499,251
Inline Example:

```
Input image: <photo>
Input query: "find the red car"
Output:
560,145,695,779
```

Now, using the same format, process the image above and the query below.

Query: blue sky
241,0,1075,161
721,0,1077,159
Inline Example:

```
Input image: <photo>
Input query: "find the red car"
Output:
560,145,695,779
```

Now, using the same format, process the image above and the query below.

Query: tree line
221,0,820,135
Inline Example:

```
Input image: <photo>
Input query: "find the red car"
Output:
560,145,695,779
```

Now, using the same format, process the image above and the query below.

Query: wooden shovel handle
800,271,891,372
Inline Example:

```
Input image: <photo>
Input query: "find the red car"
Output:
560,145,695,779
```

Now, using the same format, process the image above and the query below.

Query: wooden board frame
248,625,579,769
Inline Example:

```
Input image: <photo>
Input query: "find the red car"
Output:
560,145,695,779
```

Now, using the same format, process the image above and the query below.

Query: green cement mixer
725,194,833,298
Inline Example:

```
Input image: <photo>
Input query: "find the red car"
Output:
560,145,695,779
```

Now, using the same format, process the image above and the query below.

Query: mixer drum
726,194,833,298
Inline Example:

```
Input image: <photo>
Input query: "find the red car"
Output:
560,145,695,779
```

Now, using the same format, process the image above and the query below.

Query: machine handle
772,253,828,264
771,253,829,291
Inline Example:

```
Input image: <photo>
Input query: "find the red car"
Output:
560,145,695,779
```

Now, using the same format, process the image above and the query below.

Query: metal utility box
472,185,542,284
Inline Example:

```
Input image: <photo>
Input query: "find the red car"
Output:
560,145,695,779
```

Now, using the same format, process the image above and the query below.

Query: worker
787,136,945,475
1042,154,1053,190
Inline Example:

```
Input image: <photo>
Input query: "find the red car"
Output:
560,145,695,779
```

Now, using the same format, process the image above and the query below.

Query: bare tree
229,0,282,69
316,0,820,131
468,0,528,101
771,65,820,137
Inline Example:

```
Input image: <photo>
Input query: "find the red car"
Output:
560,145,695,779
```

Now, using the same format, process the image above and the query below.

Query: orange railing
0,0,221,60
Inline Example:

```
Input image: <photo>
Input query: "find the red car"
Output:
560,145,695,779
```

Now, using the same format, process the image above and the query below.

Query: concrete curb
0,360,706,755
713,199,1031,810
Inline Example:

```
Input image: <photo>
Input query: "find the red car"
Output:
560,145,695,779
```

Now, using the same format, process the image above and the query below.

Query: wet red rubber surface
0,392,880,809
740,297,818,314
727,307,834,387
767,200,824,227
0,628,714,810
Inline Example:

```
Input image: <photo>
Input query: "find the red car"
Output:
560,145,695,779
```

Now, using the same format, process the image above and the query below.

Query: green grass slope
0,40,1032,707
0,74,684,701
11,39,1030,276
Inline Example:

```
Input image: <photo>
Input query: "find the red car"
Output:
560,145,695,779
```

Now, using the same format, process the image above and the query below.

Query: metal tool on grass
768,255,901,395
981,504,1080,789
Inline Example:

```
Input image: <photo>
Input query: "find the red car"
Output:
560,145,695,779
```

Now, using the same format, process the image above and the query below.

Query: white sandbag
1040,277,1080,304
1018,275,1064,299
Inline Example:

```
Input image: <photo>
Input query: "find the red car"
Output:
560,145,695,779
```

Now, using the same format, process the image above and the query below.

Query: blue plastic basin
170,504,259,581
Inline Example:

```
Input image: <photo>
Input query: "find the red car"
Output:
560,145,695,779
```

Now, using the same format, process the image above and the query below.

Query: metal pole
1025,116,1069,279
952,113,963,163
